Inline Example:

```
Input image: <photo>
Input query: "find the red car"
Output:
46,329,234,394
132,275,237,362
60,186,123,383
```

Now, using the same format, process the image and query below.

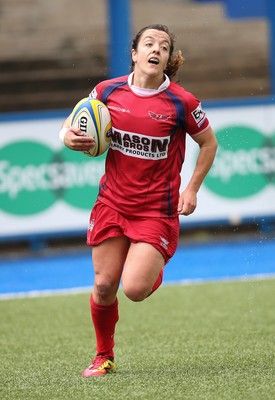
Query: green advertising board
204,125,275,199
0,140,105,215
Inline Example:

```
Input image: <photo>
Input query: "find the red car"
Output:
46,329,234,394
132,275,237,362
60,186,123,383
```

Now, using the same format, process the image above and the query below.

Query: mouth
148,57,159,65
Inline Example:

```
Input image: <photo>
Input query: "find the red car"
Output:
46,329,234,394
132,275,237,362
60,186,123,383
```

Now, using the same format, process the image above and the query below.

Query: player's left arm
178,126,218,216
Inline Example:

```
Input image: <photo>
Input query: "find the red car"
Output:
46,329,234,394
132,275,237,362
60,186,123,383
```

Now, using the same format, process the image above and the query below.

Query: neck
131,72,165,90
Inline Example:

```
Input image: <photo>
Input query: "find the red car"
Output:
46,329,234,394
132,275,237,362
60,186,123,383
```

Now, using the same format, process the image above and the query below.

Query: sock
146,267,164,298
90,294,119,358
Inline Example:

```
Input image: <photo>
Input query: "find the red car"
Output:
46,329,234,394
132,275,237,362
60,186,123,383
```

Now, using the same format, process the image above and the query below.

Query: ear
131,49,137,63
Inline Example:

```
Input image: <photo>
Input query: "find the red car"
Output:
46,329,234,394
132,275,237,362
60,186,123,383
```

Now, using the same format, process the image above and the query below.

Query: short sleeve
89,82,104,102
184,94,209,136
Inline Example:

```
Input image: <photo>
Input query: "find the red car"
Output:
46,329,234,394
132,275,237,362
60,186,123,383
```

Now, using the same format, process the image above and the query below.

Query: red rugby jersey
90,75,209,218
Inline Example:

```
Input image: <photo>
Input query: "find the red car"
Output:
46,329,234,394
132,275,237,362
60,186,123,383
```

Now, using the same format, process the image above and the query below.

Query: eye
145,42,153,47
161,45,169,51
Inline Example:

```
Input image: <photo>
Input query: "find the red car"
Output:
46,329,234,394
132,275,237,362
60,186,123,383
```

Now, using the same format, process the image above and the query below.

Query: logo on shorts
160,236,169,250
88,219,95,231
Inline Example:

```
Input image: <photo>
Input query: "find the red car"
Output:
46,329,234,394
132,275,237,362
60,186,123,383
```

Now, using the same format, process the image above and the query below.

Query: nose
152,43,160,53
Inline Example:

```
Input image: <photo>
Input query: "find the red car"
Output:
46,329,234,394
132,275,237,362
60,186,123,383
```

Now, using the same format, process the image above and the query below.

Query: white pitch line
1,273,275,300
0,286,92,300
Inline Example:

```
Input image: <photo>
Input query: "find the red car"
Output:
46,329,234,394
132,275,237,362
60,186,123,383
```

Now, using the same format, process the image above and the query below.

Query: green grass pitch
0,279,274,400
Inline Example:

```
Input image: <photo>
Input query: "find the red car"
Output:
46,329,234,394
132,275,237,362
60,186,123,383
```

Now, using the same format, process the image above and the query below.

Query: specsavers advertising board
182,101,275,224
0,101,274,238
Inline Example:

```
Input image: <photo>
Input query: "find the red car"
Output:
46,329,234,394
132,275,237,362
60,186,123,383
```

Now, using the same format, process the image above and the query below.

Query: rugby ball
70,97,112,157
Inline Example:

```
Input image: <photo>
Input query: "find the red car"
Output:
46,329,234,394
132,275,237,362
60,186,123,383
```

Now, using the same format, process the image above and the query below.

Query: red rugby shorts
87,201,179,262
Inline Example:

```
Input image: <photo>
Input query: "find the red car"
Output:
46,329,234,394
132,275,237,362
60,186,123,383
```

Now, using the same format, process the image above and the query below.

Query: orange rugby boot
82,355,116,377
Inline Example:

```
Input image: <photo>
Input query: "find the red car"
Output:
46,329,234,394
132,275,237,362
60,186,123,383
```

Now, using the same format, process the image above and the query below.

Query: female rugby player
60,24,217,377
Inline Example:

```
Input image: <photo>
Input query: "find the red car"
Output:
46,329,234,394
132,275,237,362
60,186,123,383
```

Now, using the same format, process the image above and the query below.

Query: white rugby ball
70,97,112,157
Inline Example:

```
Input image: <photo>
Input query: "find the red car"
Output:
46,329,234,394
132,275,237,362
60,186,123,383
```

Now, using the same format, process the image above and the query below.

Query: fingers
177,191,197,216
177,199,183,214
71,136,95,152
64,128,95,151
178,204,196,216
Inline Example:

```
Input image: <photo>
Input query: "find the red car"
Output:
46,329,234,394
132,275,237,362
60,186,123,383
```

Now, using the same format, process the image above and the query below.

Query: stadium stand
0,0,269,112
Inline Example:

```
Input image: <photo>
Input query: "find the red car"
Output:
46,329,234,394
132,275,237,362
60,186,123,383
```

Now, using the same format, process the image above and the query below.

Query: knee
94,280,118,303
122,283,150,302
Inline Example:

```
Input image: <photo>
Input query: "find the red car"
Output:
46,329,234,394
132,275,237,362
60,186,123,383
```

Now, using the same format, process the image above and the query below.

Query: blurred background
0,0,274,294
0,0,270,112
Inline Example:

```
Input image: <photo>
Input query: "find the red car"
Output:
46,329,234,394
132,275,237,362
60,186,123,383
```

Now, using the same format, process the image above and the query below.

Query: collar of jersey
128,72,170,96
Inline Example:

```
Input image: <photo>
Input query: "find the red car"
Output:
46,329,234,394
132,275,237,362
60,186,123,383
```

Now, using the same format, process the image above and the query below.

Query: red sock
147,267,164,298
90,295,119,358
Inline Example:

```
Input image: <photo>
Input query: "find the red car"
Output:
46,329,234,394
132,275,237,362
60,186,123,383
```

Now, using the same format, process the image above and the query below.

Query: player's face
131,29,171,85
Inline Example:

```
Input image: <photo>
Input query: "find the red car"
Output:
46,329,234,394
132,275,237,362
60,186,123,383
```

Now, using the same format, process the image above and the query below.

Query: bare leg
92,236,130,304
121,242,165,302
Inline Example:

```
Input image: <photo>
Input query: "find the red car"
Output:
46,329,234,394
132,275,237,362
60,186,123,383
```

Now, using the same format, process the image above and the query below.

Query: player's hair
131,24,184,80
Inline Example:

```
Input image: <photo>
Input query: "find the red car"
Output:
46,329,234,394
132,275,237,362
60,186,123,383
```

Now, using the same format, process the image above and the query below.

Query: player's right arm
59,114,95,152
